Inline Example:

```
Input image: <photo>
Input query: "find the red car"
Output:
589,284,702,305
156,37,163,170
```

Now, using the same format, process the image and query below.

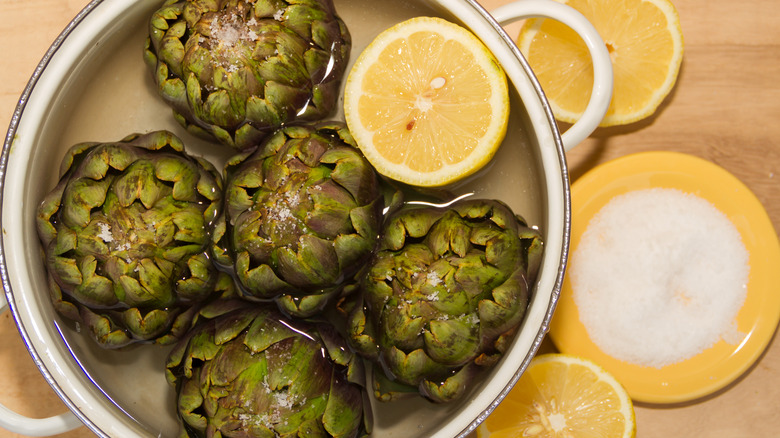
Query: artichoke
340,199,543,403
36,131,225,348
144,0,351,150
165,305,370,438
213,123,384,318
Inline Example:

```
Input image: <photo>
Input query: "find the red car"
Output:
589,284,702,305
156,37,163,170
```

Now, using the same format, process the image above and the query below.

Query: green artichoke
144,0,351,150
36,131,225,348
340,198,543,403
213,123,384,318
166,305,370,438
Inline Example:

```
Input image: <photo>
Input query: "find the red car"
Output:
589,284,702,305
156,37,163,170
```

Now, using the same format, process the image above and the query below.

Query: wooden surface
1,0,779,437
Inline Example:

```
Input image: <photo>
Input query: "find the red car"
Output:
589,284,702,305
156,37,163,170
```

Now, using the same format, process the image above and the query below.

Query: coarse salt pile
570,188,750,368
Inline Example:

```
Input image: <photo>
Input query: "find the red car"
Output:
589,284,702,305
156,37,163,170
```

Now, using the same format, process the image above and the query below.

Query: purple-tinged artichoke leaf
79,307,133,348
233,123,266,149
37,188,66,245
47,277,80,322
332,233,373,274
185,72,205,111
51,256,82,287
136,259,175,305
309,16,343,51
380,304,425,351
294,135,329,167
296,417,329,437
323,373,364,438
307,182,354,236
237,257,290,298
372,367,418,402
61,179,110,228
121,308,175,340
478,269,529,333
347,199,383,240
339,294,380,360
207,338,257,387
267,339,322,394
159,34,187,78
317,323,354,367
284,5,324,39
276,290,337,319
321,149,377,205
245,95,284,128
426,212,471,257
183,329,221,374
157,158,199,201
265,81,312,120
159,73,188,109
454,200,492,224
210,124,236,148
452,253,502,293
277,235,339,287
398,209,442,240
70,268,115,308
469,223,504,246
172,211,208,243
231,210,264,252
424,277,469,316
156,305,201,346
245,311,295,353
419,363,477,404
204,89,244,128
114,161,163,209
524,233,544,284
213,310,256,346
383,347,443,386
424,318,479,366
178,375,208,430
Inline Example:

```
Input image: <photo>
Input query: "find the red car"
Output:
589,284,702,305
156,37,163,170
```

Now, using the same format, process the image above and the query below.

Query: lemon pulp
344,16,510,187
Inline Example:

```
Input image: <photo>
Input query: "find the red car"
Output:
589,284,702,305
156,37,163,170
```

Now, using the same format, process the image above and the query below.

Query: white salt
96,222,114,242
208,13,260,72
426,271,442,287
210,14,259,47
210,17,240,47
570,188,749,368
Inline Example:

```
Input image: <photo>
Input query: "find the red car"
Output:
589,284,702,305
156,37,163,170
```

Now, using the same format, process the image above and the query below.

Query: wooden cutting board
1,0,778,436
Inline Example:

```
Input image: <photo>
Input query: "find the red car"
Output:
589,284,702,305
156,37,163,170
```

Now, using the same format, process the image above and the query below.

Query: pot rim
0,1,570,436
1,2,106,435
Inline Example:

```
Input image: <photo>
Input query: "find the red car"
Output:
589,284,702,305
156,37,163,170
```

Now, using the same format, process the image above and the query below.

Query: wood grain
2,0,779,437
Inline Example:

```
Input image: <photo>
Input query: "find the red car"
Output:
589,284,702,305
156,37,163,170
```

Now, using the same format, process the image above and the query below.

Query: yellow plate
551,151,780,404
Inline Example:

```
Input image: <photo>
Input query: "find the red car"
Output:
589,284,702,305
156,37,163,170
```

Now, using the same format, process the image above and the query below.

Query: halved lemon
477,353,636,438
343,17,509,187
517,0,684,126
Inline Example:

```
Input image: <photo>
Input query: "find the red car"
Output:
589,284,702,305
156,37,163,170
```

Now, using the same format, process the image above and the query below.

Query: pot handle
489,0,613,151
0,296,82,436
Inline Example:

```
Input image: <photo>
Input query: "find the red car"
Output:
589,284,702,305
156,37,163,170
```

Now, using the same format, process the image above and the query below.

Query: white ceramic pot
0,0,612,436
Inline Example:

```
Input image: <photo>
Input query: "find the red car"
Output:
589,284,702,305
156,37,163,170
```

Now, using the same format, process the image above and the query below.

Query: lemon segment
343,16,509,187
477,353,636,438
518,0,684,126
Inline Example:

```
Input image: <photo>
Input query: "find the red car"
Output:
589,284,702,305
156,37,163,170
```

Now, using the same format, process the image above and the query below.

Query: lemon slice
517,0,684,126
343,17,510,187
477,353,636,438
